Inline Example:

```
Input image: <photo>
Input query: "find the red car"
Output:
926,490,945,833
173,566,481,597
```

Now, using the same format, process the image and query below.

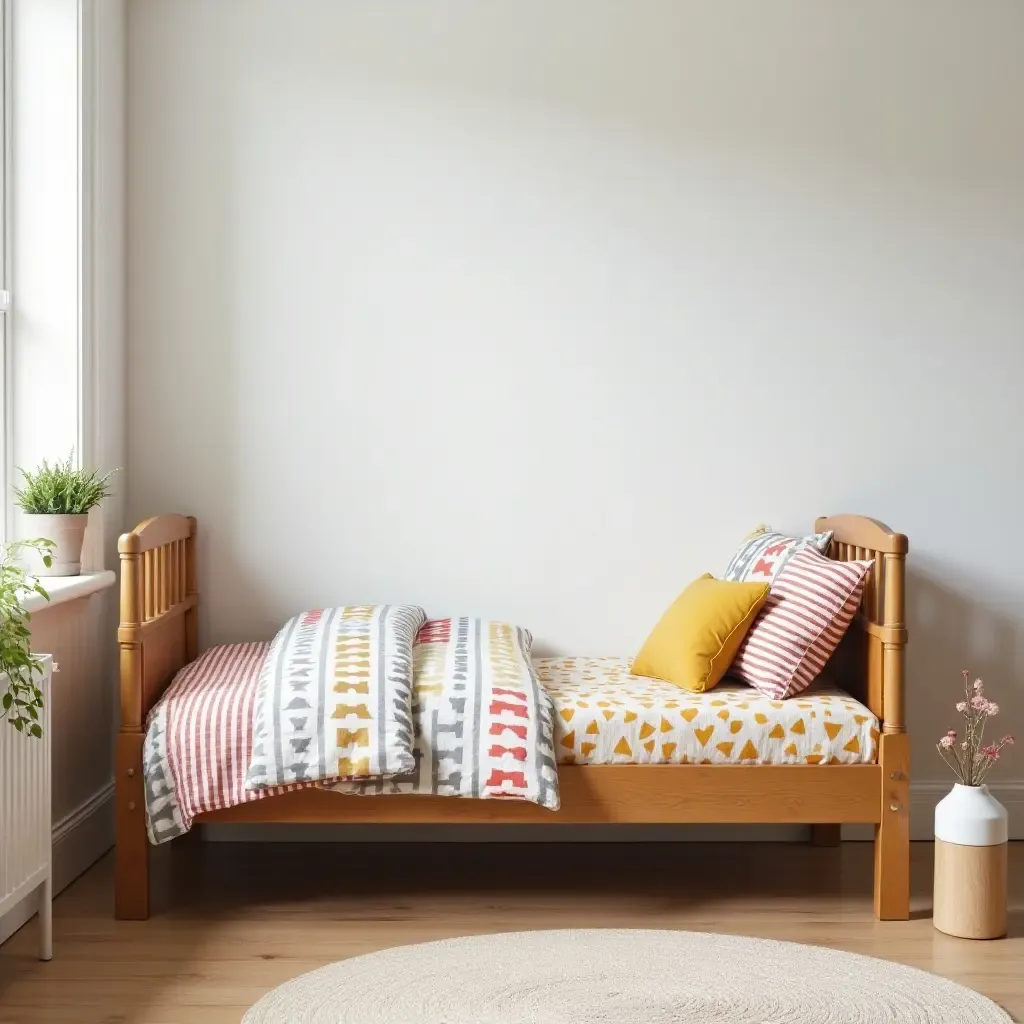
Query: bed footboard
116,515,198,919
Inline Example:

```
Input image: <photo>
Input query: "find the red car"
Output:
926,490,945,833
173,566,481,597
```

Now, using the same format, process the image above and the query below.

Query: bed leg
873,732,910,920
810,824,841,847
115,732,150,920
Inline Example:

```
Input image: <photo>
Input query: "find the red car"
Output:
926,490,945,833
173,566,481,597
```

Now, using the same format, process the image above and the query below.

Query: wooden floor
1,840,1022,1023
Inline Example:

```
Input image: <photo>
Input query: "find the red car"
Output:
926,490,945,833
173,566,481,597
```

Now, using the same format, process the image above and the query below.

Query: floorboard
1,841,1021,1022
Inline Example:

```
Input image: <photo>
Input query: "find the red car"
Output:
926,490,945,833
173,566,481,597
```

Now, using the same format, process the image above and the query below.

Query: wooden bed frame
115,514,910,921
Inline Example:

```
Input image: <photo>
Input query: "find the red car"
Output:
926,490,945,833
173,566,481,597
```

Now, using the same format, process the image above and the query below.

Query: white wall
127,0,1024,809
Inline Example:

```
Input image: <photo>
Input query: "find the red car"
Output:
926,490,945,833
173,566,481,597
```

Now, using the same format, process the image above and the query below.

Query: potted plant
0,538,54,736
933,670,1015,938
14,452,117,576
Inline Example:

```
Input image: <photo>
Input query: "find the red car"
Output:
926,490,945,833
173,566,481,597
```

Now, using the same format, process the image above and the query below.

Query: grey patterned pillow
722,526,833,585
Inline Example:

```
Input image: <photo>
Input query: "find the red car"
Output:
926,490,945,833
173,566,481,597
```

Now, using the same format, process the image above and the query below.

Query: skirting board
201,781,1024,844
0,780,114,946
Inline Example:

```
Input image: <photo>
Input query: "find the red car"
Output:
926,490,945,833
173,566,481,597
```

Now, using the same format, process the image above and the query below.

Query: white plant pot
23,513,89,576
935,783,1009,847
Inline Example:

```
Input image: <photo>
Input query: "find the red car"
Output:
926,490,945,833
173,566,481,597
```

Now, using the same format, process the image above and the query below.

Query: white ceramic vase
24,513,89,576
934,783,1008,847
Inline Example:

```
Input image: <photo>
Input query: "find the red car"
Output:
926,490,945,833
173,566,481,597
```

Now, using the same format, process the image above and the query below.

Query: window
0,1,120,557
0,0,8,538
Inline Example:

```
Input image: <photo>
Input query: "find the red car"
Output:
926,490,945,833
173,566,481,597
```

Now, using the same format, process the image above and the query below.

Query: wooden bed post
114,513,200,920
815,516,911,919
115,531,150,920
874,544,910,920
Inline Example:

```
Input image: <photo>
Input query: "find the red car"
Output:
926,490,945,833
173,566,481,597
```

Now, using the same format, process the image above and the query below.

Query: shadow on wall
906,562,1022,784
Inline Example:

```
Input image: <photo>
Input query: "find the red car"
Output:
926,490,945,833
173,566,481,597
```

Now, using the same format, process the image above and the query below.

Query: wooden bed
115,513,909,921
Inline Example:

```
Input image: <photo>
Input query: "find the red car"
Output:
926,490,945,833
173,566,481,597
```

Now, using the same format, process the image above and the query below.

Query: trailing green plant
14,451,117,515
0,538,54,737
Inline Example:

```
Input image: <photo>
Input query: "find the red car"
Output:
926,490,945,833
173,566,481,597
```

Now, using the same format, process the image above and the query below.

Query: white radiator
0,657,52,959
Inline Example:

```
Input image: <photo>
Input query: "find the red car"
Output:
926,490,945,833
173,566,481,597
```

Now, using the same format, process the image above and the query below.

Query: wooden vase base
933,837,1007,939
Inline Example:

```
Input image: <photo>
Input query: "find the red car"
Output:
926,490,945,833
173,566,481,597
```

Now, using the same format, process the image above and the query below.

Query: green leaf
29,723,42,738
1,531,60,736
14,450,118,514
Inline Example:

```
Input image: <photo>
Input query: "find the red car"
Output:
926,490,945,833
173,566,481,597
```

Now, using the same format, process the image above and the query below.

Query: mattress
535,656,878,766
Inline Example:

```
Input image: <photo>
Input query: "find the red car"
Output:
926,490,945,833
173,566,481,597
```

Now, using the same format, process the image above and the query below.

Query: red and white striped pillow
730,547,872,699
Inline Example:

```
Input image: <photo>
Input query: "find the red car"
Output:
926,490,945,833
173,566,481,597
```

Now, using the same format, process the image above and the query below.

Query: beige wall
127,1,1024,829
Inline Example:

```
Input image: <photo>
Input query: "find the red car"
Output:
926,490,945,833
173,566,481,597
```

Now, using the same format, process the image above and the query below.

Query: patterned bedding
144,622,560,844
536,656,878,766
143,642,301,844
143,645,878,845
334,618,559,808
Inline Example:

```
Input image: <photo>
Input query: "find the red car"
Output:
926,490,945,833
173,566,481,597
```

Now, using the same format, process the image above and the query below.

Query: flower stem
937,744,965,784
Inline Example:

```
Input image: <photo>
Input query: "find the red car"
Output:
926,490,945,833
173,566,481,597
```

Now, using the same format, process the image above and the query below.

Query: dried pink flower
969,695,998,714
940,672,1010,784
962,669,970,678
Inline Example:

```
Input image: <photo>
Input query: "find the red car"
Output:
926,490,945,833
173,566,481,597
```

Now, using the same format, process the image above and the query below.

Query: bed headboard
815,515,908,734
117,514,198,734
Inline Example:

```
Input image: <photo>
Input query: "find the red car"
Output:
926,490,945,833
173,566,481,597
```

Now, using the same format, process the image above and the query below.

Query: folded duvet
333,617,560,809
144,613,560,844
246,604,426,789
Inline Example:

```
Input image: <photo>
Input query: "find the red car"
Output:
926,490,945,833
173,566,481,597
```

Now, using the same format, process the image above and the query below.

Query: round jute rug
242,929,1011,1023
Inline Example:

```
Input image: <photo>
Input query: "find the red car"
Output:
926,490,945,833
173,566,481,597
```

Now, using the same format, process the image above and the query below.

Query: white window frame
0,0,10,541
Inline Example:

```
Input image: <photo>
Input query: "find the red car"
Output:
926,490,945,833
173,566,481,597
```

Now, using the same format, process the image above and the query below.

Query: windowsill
23,570,116,614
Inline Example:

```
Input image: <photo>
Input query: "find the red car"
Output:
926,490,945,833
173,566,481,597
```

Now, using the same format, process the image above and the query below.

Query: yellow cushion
632,575,770,693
